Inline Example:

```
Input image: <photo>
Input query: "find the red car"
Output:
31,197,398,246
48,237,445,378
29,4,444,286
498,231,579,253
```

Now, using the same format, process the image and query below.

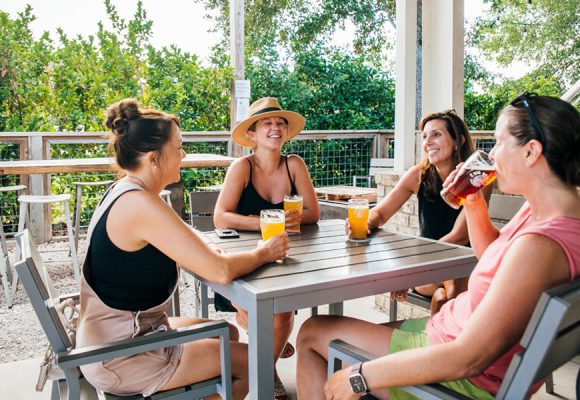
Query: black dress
214,156,297,312
417,173,462,241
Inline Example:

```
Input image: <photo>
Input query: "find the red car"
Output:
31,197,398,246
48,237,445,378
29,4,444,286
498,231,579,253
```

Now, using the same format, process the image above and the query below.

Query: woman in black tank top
354,110,491,313
80,99,289,399
213,97,320,398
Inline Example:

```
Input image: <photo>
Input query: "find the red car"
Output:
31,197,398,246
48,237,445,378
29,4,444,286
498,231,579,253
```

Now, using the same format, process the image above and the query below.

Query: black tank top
215,155,298,312
236,155,297,215
87,194,178,311
417,173,462,240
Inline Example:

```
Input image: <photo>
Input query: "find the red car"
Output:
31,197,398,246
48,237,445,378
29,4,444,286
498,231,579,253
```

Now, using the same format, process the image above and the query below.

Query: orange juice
283,195,303,234
260,209,285,240
348,199,369,241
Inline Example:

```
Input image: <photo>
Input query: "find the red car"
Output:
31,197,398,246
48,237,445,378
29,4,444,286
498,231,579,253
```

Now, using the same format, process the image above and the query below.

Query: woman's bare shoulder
286,154,308,169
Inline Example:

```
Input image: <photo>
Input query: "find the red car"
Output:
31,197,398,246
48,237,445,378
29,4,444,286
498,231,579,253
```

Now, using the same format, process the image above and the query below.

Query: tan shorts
81,343,183,397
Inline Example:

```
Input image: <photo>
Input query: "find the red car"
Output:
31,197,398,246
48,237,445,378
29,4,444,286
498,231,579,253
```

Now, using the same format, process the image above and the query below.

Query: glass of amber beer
284,194,303,234
440,150,496,209
260,209,286,240
348,198,370,242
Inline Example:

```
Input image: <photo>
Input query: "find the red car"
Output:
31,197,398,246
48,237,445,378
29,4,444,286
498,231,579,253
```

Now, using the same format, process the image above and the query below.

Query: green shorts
388,317,493,400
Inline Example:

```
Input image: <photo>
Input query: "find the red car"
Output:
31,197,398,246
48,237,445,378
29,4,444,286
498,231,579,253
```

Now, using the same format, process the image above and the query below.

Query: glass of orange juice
283,194,303,234
260,209,285,240
348,198,369,242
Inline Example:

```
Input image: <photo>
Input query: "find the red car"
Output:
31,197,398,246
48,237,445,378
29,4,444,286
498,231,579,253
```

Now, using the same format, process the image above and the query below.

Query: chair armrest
328,339,373,376
328,339,470,400
57,320,229,369
406,291,432,309
58,292,80,303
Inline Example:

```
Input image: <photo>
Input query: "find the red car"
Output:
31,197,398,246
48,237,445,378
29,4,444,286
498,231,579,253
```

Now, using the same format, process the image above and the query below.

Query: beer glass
260,209,285,240
440,150,496,209
283,194,303,234
348,198,369,241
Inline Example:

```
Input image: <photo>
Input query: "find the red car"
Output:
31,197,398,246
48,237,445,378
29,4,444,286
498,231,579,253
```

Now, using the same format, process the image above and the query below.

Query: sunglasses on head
441,108,457,117
510,92,546,152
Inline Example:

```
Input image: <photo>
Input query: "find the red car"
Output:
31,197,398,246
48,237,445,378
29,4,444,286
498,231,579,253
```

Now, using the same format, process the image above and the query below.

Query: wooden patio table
193,219,477,399
0,153,234,175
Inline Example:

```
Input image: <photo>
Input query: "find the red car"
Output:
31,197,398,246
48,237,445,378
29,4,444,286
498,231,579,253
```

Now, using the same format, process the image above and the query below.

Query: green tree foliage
147,46,232,130
0,6,54,131
194,0,396,62
0,2,233,132
472,0,579,86
248,45,395,129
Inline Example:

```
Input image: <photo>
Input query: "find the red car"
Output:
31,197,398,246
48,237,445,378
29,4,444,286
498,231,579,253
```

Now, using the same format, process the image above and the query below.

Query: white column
229,0,246,157
422,0,465,118
394,0,417,171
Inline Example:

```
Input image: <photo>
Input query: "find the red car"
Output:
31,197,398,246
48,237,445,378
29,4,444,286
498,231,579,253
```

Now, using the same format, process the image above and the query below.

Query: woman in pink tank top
295,95,580,399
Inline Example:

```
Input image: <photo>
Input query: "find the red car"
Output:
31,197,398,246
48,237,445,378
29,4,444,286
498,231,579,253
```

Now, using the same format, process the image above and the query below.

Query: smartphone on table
214,228,240,239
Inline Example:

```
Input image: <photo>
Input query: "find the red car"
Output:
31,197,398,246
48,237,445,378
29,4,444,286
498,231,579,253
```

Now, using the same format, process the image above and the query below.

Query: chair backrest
489,194,525,228
189,191,220,232
497,278,580,399
368,158,394,177
15,230,74,354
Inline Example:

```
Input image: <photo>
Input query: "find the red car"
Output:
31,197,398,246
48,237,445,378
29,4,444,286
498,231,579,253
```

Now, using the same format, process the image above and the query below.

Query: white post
229,0,246,158
28,135,50,242
394,0,417,171
422,0,465,118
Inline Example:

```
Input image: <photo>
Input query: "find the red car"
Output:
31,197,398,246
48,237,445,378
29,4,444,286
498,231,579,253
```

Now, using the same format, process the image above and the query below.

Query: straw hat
231,97,306,148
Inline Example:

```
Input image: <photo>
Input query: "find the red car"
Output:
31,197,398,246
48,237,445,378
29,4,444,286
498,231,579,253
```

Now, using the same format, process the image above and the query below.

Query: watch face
349,374,368,394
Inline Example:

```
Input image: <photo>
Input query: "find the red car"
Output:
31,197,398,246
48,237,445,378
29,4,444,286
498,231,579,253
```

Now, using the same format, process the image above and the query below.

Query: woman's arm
108,191,288,284
288,155,320,224
213,157,261,231
463,187,499,259
327,233,570,396
439,184,493,247
368,166,421,230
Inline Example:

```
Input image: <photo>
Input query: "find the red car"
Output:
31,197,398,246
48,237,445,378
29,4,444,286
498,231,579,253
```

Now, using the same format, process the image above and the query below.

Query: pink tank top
426,203,580,395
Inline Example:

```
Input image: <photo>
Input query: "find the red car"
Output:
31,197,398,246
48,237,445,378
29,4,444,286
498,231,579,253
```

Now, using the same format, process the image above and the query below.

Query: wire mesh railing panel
183,141,228,156
284,138,374,187
1,144,23,235
474,139,496,153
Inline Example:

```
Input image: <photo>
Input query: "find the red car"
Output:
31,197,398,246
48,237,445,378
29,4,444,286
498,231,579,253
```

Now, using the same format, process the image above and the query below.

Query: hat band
251,107,282,117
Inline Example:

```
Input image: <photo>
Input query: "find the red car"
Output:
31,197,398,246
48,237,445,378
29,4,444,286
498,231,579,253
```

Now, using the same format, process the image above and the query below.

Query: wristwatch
349,362,369,395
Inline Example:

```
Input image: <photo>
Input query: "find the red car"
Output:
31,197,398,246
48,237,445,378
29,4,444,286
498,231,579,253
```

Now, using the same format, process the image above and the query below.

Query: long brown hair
418,110,475,200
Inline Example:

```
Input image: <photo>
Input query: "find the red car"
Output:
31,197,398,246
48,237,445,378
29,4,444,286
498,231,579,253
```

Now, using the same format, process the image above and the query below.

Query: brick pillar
374,171,420,236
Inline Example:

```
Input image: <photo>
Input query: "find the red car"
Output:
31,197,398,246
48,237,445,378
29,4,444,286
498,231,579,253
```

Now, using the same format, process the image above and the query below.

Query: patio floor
0,296,578,399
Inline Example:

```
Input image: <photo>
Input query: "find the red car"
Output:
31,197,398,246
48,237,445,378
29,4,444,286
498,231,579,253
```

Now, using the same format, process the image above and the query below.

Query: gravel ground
0,236,425,366
0,237,237,364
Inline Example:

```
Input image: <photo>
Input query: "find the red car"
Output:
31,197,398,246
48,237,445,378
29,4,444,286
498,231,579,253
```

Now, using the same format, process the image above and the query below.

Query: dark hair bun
105,98,140,136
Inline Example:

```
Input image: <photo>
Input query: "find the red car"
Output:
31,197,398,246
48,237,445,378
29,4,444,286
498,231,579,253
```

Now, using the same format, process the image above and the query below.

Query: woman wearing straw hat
214,97,320,399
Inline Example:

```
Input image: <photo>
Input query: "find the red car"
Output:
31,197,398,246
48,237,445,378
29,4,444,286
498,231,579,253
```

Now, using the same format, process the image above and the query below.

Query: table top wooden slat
202,219,474,291
0,153,234,175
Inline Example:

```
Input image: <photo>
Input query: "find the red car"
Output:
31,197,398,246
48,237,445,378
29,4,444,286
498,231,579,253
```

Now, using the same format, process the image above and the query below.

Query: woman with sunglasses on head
348,109,491,313
297,94,580,399
213,97,320,399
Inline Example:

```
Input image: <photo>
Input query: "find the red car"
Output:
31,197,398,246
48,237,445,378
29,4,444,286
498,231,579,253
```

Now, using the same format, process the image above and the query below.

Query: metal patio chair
15,229,233,400
328,278,580,399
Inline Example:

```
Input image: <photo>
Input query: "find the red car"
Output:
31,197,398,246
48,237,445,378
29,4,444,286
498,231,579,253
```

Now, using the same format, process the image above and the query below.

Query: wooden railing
0,130,495,240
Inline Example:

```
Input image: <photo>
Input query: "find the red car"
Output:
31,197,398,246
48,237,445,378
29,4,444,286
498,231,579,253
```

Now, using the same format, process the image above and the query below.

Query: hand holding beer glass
440,150,496,209
283,194,303,234
347,198,370,242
